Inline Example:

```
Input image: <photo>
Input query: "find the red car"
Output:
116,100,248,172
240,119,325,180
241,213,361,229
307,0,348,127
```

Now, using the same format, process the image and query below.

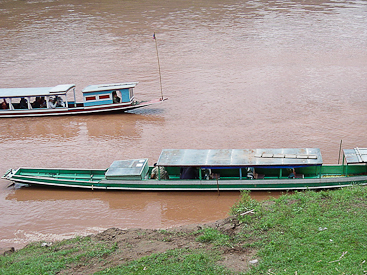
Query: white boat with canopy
0,82,166,118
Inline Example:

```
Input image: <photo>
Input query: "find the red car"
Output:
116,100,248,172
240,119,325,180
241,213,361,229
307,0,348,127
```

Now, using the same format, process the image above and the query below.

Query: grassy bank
231,187,367,274
1,186,366,274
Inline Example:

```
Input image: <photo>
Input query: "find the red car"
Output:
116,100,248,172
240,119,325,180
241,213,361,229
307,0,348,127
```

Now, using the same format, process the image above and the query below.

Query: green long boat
2,148,367,191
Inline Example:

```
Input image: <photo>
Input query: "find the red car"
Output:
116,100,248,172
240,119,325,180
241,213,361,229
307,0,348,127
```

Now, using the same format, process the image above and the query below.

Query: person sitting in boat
49,97,57,108
247,167,258,179
180,167,199,179
32,97,46,108
40,97,46,108
49,96,65,108
19,97,28,109
112,91,121,103
288,168,296,179
56,96,65,107
1,99,9,109
32,97,41,108
151,163,169,180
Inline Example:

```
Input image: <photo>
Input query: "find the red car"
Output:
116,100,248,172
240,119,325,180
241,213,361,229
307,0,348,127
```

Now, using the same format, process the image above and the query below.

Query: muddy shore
1,216,257,274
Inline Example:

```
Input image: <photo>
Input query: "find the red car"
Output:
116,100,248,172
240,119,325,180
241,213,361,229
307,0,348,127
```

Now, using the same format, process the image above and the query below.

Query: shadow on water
6,184,284,207
0,112,165,141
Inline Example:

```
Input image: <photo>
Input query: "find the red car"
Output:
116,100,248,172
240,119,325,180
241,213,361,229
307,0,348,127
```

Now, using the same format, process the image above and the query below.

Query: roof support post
9,98,14,110
46,96,50,109
73,87,76,107
64,94,68,109
27,97,31,109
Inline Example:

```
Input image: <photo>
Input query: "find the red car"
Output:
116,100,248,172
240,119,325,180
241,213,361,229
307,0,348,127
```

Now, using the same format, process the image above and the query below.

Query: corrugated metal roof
343,148,367,164
0,84,75,98
82,82,138,93
157,148,323,167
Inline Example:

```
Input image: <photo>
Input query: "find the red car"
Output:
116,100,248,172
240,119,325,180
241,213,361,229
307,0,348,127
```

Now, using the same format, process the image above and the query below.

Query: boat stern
1,168,18,180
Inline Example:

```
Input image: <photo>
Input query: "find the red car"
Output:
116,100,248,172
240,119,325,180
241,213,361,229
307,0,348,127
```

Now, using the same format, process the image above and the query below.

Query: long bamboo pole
338,139,343,164
153,32,164,100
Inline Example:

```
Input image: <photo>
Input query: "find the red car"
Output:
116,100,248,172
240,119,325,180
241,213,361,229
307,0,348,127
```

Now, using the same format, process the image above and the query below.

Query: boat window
112,91,121,103
47,95,66,108
11,97,30,109
99,94,110,100
30,97,47,108
85,96,96,101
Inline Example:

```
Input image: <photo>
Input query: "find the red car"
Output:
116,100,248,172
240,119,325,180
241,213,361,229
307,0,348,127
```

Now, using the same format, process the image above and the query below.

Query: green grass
0,236,117,275
231,187,367,274
95,248,232,275
195,228,232,246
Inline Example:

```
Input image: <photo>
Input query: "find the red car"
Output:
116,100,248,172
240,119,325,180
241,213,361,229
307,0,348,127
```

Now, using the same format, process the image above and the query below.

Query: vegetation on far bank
1,186,366,274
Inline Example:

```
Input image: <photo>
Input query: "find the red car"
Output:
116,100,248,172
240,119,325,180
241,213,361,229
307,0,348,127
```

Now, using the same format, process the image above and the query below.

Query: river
0,0,366,249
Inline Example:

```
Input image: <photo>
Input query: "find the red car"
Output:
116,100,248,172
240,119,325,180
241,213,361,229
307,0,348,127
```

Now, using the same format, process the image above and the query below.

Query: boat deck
14,168,106,182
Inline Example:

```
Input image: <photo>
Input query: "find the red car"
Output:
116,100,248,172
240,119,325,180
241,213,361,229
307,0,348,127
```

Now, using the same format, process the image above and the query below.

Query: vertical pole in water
338,139,343,164
153,32,164,100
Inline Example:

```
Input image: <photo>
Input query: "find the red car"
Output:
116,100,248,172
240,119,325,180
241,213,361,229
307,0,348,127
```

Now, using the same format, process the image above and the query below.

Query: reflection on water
1,185,281,249
1,0,367,249
0,112,165,141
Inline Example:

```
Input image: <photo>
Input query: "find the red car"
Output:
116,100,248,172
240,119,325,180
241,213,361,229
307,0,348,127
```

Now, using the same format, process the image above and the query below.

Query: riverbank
1,186,366,274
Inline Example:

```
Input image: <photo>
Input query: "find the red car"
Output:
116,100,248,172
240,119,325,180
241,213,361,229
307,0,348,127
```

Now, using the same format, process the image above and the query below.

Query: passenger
180,167,199,179
56,96,65,107
288,168,296,179
151,163,169,180
247,167,258,179
49,97,57,108
32,97,41,108
112,91,121,103
1,99,8,109
19,97,28,109
40,97,46,108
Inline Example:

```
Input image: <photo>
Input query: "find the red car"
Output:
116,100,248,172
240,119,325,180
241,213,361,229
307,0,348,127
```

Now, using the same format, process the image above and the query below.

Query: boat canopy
157,148,323,168
0,84,75,98
82,82,138,93
343,148,367,164
105,159,149,180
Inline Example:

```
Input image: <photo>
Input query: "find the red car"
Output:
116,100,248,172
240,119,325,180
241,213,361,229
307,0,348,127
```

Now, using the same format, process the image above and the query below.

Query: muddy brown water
1,0,367,249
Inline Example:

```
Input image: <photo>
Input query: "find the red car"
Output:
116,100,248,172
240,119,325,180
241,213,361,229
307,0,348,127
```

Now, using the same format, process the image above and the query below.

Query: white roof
82,82,138,93
0,84,75,98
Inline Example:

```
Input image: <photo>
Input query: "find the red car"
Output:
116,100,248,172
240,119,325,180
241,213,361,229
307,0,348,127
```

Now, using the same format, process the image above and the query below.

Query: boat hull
3,169,367,191
0,98,165,118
